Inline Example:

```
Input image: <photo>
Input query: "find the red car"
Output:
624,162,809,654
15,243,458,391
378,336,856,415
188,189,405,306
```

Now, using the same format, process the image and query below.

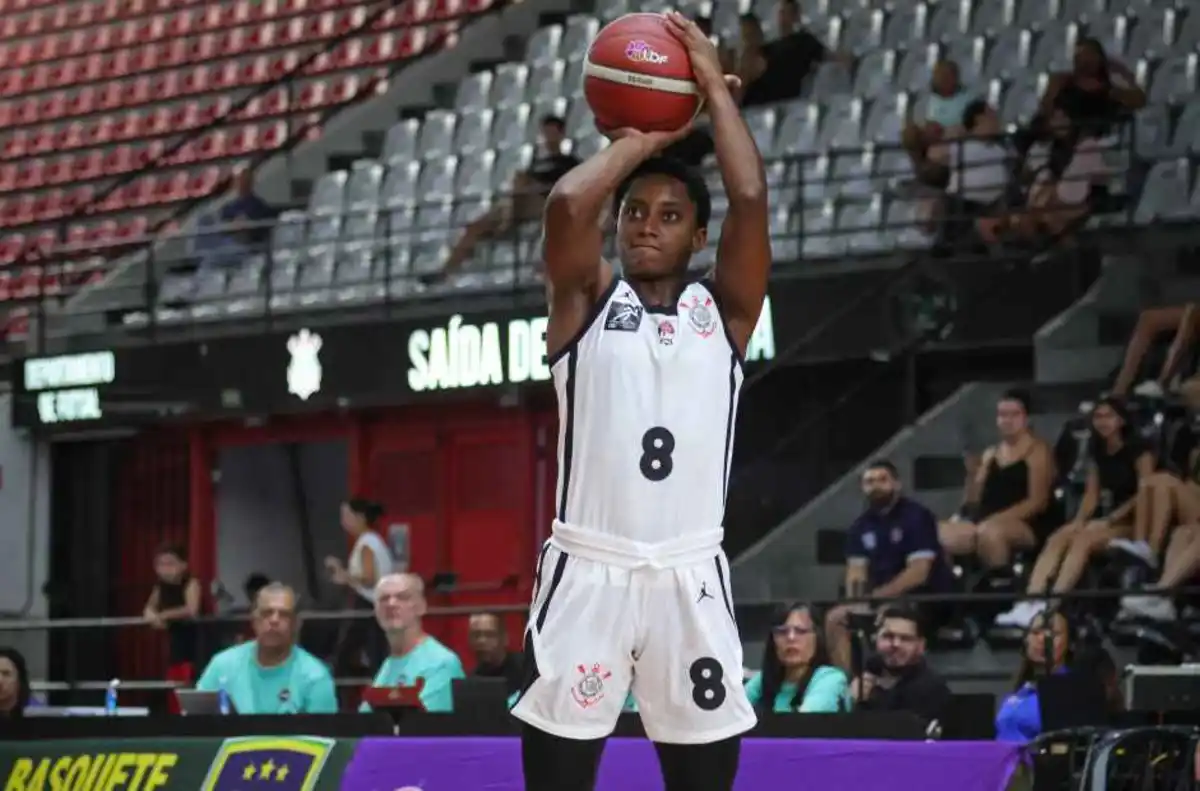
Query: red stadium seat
3,131,28,160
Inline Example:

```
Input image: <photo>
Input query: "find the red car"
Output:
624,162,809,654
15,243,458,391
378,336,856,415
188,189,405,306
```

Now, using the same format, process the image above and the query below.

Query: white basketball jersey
550,277,744,548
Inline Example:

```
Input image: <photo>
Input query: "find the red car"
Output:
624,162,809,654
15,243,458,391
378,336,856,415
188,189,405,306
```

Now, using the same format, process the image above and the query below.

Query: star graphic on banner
260,759,276,780
275,764,291,783
243,763,258,780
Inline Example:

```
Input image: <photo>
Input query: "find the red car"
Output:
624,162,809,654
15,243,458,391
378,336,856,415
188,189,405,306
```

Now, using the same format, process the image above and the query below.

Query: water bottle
104,679,120,716
217,677,231,715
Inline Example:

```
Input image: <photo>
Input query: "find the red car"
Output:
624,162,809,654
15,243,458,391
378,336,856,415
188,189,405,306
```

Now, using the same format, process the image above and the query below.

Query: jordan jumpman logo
696,582,714,604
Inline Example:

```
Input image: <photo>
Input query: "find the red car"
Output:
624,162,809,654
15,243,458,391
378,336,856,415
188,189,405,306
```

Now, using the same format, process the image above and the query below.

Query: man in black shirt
739,0,847,107
436,115,580,280
467,612,523,694
853,607,951,725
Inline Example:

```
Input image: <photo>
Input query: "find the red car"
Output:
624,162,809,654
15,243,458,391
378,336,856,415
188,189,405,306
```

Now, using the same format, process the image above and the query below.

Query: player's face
860,467,897,507
375,578,425,633
340,503,366,534
154,552,185,583
252,590,297,649
771,608,817,667
996,398,1027,438
616,175,705,280
1091,403,1122,439
875,617,922,669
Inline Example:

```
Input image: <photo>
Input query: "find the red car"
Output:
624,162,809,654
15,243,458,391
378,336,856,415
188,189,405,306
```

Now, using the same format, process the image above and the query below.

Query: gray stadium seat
346,161,384,210
456,151,496,198
1148,53,1198,107
830,148,874,199
841,196,887,255
528,61,566,104
1133,103,1171,159
863,94,906,144
942,36,985,85
1126,8,1177,60
526,24,563,65
800,200,843,259
971,0,1016,36
928,1,968,41
1029,23,1076,74
841,9,884,54
309,172,348,215
382,119,421,166
853,50,897,98
417,157,458,201
418,110,457,160
492,63,530,108
885,195,933,251
896,45,941,93
882,5,922,47
985,29,1033,81
455,109,495,154
744,108,778,157
1169,103,1200,156
777,104,821,156
561,16,600,62
492,104,533,150
1134,158,1192,223
455,72,494,112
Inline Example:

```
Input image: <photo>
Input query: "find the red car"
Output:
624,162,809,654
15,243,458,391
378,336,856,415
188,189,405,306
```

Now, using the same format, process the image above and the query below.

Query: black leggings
521,723,742,791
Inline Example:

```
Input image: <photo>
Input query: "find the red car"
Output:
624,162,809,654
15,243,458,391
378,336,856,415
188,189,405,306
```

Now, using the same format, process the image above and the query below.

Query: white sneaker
1133,381,1165,399
994,600,1045,628
1109,538,1158,569
1120,594,1176,622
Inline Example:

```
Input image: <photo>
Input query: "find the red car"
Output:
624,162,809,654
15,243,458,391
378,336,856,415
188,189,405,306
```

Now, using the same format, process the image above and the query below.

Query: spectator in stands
995,397,1155,628
934,101,1014,244
1111,303,1199,400
435,115,580,281
738,2,846,108
362,573,465,713
467,612,523,695
196,582,338,714
196,171,277,279
826,460,955,668
1115,448,1200,569
0,647,31,719
902,60,974,189
142,544,201,710
850,607,951,724
745,603,850,713
940,390,1055,569
327,498,393,673
995,610,1072,742
1027,37,1144,147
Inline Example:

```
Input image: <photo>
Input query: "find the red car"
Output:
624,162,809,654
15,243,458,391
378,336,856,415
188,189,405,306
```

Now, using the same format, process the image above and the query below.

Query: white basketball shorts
510,524,757,744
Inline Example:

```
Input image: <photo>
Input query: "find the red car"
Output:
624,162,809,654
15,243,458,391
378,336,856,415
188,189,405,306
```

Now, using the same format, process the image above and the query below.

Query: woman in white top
326,498,394,671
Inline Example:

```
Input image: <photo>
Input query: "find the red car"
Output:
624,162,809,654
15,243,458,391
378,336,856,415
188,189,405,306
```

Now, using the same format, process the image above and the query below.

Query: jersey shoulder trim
546,273,621,368
698,277,746,369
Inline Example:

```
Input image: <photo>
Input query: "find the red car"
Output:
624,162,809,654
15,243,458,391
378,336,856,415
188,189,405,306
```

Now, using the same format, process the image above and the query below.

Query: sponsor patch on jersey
656,319,675,346
604,300,643,332
685,295,718,338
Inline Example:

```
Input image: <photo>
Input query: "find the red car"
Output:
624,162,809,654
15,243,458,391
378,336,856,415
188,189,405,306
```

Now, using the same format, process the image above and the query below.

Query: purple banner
340,737,1020,791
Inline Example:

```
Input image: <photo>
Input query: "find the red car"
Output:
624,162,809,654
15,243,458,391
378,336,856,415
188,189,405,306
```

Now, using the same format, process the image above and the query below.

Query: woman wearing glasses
744,603,850,714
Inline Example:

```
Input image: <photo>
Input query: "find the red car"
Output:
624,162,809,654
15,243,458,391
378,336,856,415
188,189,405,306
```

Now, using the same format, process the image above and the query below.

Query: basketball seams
582,60,701,96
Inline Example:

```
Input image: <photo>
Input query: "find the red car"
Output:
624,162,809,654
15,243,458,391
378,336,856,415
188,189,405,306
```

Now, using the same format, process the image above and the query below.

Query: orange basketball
582,13,701,134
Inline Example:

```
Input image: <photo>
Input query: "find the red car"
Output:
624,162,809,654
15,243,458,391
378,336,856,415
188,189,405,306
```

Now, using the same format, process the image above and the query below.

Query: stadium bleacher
2,0,1198,341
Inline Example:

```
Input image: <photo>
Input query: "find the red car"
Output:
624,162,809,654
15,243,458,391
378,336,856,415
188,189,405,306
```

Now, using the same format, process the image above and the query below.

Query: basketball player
510,12,770,791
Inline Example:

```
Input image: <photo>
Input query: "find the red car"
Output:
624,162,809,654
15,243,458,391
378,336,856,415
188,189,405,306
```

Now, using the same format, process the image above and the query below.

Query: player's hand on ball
662,11,740,98
597,122,695,151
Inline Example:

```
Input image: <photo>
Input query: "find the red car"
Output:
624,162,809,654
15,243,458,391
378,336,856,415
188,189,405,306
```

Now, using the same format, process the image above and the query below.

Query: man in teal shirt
195,582,337,714
361,573,465,713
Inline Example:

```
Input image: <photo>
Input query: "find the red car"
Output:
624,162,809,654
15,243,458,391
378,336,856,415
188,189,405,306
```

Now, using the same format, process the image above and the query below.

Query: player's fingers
724,74,742,91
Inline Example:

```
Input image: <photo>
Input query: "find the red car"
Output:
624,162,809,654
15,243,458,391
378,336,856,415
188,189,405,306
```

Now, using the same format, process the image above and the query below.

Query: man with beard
850,607,951,724
825,460,953,672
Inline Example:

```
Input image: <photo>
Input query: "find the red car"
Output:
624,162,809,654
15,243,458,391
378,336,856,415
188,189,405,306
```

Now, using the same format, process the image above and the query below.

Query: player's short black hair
539,114,566,130
864,458,899,478
613,156,711,228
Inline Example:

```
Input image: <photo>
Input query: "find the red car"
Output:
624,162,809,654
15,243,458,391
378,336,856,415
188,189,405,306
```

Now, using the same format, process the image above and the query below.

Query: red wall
187,402,556,668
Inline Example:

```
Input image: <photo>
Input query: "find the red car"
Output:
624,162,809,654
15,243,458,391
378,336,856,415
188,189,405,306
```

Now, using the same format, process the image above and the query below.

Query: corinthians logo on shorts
571,663,612,708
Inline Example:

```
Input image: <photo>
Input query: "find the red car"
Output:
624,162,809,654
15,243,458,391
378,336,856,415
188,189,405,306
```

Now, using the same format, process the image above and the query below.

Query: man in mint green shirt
361,574,465,713
195,582,337,714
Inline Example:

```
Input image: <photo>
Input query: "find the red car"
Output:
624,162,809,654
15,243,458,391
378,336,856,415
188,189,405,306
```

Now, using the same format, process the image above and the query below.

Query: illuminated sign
407,315,551,393
23,351,115,425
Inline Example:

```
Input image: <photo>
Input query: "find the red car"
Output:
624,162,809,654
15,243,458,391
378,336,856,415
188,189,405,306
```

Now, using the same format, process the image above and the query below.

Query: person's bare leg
939,521,978,557
976,518,1037,569
1051,522,1124,594
1157,303,1197,388
1025,525,1079,594
1113,306,1187,396
1147,474,1182,557
1155,526,1200,588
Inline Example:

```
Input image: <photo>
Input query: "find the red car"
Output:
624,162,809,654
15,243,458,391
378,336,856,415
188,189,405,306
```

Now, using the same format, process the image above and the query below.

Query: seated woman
1111,303,1199,399
995,397,1154,628
940,390,1056,568
745,603,850,713
996,610,1072,743
1112,441,1200,568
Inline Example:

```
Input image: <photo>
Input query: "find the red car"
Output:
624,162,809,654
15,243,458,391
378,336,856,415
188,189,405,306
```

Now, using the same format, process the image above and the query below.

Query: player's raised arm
666,11,769,357
543,126,691,358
